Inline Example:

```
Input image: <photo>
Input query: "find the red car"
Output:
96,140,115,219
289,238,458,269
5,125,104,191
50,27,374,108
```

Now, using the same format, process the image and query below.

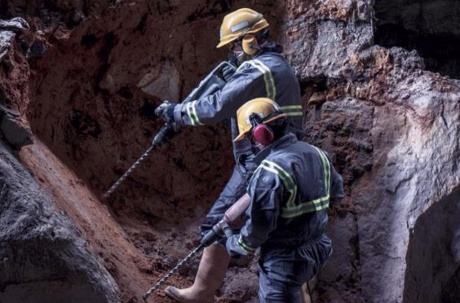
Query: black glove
199,213,222,239
199,223,213,239
200,225,223,247
222,64,236,82
154,100,176,123
200,220,233,247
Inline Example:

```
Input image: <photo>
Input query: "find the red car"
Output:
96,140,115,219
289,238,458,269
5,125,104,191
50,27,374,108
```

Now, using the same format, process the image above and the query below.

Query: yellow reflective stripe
238,235,255,252
313,146,331,193
254,60,276,100
257,148,332,219
280,195,330,218
280,105,303,117
260,160,297,207
281,105,302,109
280,147,332,218
185,101,203,126
247,60,276,100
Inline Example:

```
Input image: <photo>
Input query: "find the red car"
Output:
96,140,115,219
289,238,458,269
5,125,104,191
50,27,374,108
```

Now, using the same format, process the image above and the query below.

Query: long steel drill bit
103,124,174,199
142,243,205,301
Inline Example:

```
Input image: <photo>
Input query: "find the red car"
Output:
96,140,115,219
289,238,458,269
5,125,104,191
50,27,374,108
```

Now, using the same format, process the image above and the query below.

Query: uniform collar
260,42,283,53
253,132,297,164
252,42,283,60
272,132,298,149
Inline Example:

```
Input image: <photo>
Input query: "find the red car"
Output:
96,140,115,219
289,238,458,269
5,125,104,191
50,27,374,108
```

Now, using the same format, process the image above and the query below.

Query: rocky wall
0,141,119,303
281,1,460,302
0,0,459,302
374,0,460,79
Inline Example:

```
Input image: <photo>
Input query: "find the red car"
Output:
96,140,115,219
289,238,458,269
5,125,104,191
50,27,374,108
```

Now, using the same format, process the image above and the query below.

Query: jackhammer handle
223,193,251,223
200,194,251,246
103,62,233,199
220,220,234,239
200,225,221,246
182,61,235,104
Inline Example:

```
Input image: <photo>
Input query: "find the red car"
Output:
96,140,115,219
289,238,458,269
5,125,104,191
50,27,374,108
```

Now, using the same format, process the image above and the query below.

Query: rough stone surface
0,0,459,303
0,18,33,148
0,141,119,303
375,0,460,78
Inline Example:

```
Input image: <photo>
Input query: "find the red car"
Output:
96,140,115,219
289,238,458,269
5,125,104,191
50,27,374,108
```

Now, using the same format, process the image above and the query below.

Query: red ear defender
252,124,274,145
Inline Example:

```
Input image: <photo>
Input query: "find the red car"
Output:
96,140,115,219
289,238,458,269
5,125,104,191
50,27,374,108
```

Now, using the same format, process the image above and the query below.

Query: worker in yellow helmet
226,98,344,302
156,8,304,302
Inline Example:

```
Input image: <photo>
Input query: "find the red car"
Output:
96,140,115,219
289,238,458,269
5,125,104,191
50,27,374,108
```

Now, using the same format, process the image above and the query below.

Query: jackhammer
142,193,252,302
102,61,236,198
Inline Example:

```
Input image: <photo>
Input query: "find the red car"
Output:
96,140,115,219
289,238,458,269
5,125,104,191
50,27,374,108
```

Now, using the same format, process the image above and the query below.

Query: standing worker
226,97,344,303
154,7,303,303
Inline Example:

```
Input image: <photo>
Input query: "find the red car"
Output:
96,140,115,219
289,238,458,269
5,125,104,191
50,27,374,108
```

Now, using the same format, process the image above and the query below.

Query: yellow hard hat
234,98,287,142
216,8,269,48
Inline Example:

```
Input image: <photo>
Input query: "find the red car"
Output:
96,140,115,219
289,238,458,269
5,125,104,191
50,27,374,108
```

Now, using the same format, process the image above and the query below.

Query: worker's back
254,133,343,249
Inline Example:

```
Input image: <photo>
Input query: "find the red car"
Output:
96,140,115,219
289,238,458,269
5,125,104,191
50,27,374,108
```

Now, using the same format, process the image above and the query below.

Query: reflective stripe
280,194,330,218
230,20,250,33
185,101,203,126
281,146,332,218
260,160,297,207
258,149,332,219
245,60,276,100
280,105,303,117
238,235,255,252
313,146,331,193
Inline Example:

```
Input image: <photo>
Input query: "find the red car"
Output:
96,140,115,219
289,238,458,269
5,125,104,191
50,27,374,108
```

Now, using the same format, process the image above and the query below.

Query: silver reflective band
238,235,255,252
231,20,250,33
186,101,204,126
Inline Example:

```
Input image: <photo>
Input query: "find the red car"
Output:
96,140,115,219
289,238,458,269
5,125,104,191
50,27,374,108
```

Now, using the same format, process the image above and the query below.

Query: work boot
164,243,230,303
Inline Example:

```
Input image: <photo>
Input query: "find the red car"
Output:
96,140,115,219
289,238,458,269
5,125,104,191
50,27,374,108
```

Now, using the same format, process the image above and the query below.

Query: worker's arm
199,194,252,247
226,168,282,257
155,70,256,126
172,63,267,126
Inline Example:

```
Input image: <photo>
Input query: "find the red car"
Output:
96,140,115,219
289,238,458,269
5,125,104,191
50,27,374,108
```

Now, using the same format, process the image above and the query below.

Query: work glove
200,224,223,247
154,100,177,123
199,223,213,239
200,220,233,247
225,234,249,258
222,63,236,82
199,213,222,239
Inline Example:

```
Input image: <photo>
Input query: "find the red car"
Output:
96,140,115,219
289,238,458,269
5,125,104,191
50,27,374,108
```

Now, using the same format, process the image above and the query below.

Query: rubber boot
164,243,230,303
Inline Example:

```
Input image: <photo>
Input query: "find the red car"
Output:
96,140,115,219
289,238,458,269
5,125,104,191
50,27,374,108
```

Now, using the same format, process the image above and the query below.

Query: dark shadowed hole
374,0,460,79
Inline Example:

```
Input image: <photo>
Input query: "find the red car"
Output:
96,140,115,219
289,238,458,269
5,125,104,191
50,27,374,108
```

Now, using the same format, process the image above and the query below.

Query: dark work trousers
258,234,332,303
